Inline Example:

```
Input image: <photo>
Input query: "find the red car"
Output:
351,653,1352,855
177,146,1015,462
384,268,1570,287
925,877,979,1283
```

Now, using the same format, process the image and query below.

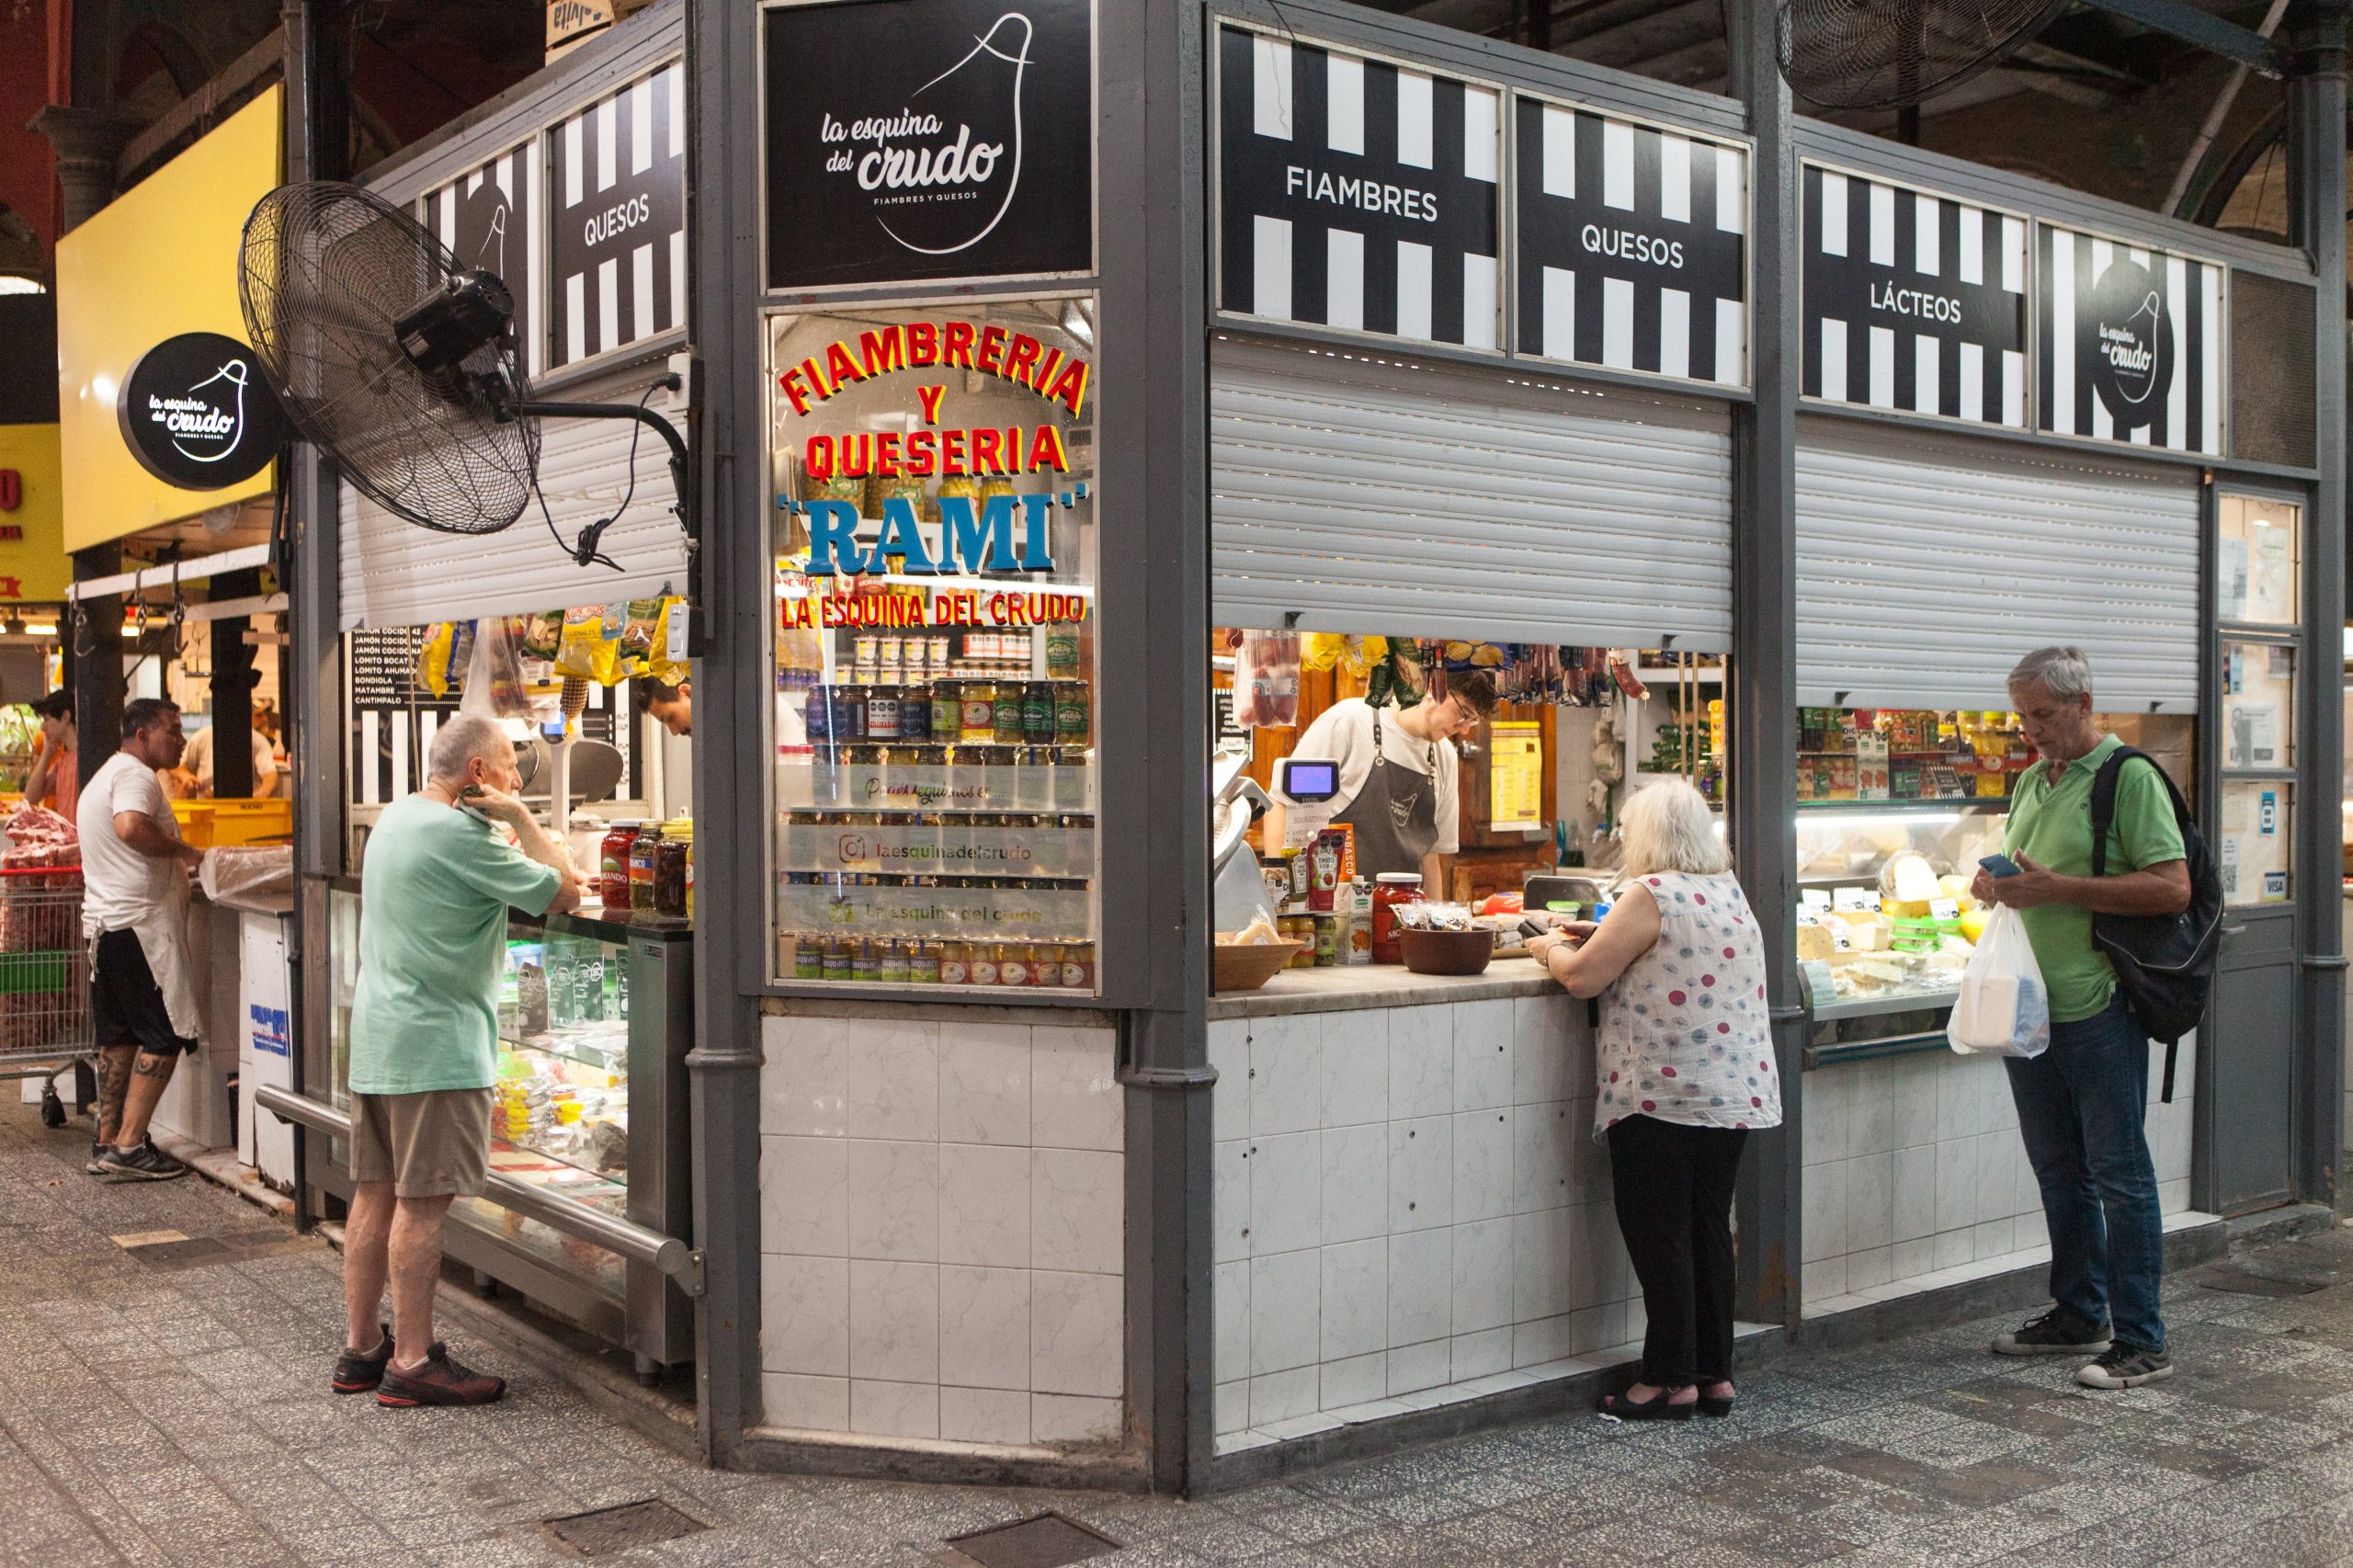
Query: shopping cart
0,865,92,1129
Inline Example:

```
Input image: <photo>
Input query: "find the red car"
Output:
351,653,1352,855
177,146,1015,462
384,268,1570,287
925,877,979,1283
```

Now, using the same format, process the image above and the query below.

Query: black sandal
1598,1384,1695,1421
1696,1384,1735,1418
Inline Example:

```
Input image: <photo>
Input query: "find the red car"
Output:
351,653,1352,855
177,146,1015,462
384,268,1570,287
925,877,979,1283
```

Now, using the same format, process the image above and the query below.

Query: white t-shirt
1285,699,1461,856
78,751,186,934
182,724,278,796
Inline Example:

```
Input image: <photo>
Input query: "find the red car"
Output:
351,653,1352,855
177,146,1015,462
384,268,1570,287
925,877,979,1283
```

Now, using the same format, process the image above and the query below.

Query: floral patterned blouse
1593,870,1783,1141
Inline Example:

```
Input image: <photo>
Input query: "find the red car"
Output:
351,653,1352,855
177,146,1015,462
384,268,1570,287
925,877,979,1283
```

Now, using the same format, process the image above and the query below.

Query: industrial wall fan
238,182,688,566
1779,0,2287,112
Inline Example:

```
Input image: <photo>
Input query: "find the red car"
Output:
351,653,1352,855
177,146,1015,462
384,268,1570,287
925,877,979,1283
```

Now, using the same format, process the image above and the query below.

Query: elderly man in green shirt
1970,647,2190,1391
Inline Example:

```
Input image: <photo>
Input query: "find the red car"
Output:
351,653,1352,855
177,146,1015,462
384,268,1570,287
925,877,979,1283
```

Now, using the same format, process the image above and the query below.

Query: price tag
1833,887,1880,912
1799,958,1836,1002
1828,923,1852,950
1929,897,1961,921
1801,888,1833,912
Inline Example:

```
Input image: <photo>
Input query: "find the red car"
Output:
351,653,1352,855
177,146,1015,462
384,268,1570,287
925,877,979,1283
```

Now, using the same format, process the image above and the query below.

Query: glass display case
766,297,1100,992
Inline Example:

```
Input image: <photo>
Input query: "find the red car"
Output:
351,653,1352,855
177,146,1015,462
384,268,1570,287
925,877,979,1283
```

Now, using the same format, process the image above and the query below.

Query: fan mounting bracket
517,375,694,574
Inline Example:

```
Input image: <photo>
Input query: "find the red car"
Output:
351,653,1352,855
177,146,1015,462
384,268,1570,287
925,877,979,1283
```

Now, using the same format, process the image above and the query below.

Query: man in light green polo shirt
334,715,586,1409
1969,647,2190,1392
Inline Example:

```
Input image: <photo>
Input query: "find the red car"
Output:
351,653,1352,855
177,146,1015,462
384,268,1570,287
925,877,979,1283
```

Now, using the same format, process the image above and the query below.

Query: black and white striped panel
1217,24,1503,350
1802,167,2028,427
2037,226,2223,456
1513,97,1747,388
550,61,688,369
424,142,540,377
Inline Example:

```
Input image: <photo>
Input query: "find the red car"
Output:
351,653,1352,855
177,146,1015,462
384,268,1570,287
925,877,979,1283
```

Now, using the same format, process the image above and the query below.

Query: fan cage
1777,0,2069,111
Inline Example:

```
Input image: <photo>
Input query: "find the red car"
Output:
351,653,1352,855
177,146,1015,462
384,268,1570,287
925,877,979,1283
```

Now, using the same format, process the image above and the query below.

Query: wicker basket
1213,941,1307,993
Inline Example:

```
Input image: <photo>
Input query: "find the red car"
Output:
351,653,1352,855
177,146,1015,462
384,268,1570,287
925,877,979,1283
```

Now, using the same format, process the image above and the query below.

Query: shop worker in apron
1266,670,1497,889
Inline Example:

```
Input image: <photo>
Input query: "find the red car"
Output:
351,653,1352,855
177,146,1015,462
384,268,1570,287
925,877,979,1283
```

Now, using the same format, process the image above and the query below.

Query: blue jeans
2002,997,2166,1352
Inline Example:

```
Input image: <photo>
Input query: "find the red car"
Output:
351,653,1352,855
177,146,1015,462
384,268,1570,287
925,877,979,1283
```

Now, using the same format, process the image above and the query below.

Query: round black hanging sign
117,331,289,488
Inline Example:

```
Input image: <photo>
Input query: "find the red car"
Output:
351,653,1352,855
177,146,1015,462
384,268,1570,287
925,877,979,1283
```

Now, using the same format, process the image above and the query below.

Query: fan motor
393,268,517,377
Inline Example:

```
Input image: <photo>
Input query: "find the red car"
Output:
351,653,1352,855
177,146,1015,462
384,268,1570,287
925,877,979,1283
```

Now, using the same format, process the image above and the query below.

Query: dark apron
1330,709,1440,880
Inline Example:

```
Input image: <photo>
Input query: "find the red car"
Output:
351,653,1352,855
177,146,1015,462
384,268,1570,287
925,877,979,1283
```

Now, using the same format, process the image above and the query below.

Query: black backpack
2087,745,2223,1101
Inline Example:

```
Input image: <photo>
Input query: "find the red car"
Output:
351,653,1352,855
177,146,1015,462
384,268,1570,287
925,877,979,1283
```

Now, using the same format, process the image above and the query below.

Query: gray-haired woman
1525,779,1783,1420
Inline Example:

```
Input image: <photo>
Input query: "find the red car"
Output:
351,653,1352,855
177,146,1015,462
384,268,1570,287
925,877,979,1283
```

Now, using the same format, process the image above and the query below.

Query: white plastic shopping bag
1946,904,2051,1059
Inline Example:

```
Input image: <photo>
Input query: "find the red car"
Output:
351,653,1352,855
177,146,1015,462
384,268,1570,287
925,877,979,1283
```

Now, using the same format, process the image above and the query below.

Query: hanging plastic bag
1231,631,1301,728
1947,904,2051,1059
459,617,538,722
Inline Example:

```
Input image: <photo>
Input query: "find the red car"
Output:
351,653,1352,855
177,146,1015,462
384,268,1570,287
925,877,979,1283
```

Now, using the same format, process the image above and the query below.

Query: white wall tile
1387,1337,1450,1397
847,1259,938,1383
1802,1158,1848,1264
1319,1009,1390,1128
1214,1378,1249,1436
1453,1108,1515,1223
1451,1216,1514,1335
1031,1269,1121,1398
1321,1351,1387,1411
1804,1251,1847,1303
1248,1249,1320,1376
1572,1113,1612,1208
1389,1229,1452,1348
1249,1365,1319,1427
1513,1101,1575,1215
1513,994,1574,1106
1977,1131,2018,1221
2158,1176,2189,1214
1033,1147,1123,1275
1570,1300,1626,1356
1319,1238,1389,1363
762,1135,847,1256
1250,1015,1322,1136
1389,1116,1453,1233
1977,1060,2017,1134
1214,1259,1249,1382
1892,1236,1935,1280
1803,1066,1850,1167
1933,1226,1973,1270
851,1379,939,1439
2014,1208,2051,1252
762,1017,848,1137
1893,1143,1937,1244
1513,1314,1574,1369
1033,1393,1122,1445
847,1140,939,1263
847,1021,939,1142
1847,1244,1893,1292
1251,1131,1322,1256
1453,998,1516,1110
763,1371,848,1432
1209,1019,1251,1144
1033,1025,1123,1152
1892,1058,1938,1151
1450,1326,1512,1381
940,1142,1030,1268
1847,1151,1893,1253
1847,1078,1894,1159
1514,1204,1574,1322
1972,1217,2014,1260
1933,1136,1978,1236
940,1386,1031,1446
1935,1057,1974,1143
1321,1123,1389,1245
1387,1005,1454,1119
938,1022,1030,1146
762,1255,847,1376
939,1265,1031,1392
1214,1140,1250,1264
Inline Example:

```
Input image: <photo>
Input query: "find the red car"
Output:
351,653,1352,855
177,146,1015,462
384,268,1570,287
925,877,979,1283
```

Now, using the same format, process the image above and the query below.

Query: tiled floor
5,1096,2352,1567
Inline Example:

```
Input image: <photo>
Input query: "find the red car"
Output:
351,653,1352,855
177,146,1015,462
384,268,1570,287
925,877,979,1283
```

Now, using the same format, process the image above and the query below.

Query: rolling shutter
1211,335,1733,649
336,358,691,630
1796,416,2200,711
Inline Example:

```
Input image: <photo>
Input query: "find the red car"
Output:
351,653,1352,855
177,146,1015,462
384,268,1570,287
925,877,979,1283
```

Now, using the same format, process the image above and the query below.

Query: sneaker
1992,1307,2111,1357
2077,1345,2174,1389
331,1325,396,1395
95,1141,191,1181
85,1139,107,1175
376,1343,506,1408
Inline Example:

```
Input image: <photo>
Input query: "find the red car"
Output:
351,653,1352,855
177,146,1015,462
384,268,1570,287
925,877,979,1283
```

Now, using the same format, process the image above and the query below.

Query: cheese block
1796,923,1836,960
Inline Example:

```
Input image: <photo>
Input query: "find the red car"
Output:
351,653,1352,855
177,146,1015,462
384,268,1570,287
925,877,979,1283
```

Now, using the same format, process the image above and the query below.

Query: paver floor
5,1096,2351,1567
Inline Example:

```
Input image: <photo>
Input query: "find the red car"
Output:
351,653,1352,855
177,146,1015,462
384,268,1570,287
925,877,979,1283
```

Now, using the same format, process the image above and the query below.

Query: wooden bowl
1213,940,1307,993
1399,927,1495,976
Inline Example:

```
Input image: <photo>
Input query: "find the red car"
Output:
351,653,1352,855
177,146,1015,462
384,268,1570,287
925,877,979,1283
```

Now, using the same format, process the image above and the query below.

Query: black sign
763,0,1095,290
551,62,688,368
1217,24,1503,349
2036,225,2222,455
426,143,539,375
117,332,288,488
1802,165,2028,426
1515,96,1746,387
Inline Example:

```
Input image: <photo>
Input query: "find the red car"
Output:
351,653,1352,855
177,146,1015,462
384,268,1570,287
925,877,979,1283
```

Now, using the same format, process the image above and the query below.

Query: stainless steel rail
254,1084,704,1296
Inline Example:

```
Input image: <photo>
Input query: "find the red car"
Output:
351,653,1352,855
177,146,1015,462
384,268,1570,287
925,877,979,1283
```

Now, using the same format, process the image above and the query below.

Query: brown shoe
332,1324,395,1394
375,1343,506,1407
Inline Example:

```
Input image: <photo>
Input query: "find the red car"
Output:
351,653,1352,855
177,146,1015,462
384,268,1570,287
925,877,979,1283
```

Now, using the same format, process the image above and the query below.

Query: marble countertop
1208,956,1563,1019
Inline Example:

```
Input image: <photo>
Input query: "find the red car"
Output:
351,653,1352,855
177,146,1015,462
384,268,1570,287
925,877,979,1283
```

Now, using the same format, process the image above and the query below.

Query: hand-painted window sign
1802,165,2028,426
1218,23,1503,350
422,142,540,375
2036,224,2222,455
117,332,289,489
1514,96,1747,388
551,62,687,368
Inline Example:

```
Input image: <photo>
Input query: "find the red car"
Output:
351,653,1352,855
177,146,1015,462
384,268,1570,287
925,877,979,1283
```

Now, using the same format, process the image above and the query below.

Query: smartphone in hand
1978,854,2022,879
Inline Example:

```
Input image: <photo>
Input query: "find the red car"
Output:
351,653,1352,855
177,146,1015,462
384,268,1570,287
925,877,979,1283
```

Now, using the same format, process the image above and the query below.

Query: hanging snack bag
555,605,628,685
620,598,666,661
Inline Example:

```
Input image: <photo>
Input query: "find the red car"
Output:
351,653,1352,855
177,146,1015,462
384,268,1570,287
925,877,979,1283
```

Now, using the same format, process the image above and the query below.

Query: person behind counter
1523,779,1779,1421
179,717,279,799
1262,670,1496,888
335,715,587,1408
23,689,76,812
633,675,691,737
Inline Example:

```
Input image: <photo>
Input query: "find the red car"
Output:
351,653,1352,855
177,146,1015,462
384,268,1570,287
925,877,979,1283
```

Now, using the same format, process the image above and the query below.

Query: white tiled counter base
757,1015,1124,1449
1211,994,1656,1454
1801,1035,2204,1316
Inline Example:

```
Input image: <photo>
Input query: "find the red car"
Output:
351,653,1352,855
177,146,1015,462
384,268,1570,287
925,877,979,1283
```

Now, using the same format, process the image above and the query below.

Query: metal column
1728,0,1804,1323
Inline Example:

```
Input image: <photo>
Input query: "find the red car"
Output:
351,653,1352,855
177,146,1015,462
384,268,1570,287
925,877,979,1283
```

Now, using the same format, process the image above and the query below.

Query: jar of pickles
629,826,660,912
654,819,693,918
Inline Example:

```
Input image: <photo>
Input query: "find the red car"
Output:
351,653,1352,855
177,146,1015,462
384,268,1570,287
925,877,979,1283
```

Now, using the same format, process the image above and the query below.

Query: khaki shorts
348,1088,494,1199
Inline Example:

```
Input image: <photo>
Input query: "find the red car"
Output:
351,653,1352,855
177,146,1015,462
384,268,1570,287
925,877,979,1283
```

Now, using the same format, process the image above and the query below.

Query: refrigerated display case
320,885,695,1377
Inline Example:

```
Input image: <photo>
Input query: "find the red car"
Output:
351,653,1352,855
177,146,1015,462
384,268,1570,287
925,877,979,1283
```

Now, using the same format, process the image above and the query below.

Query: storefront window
767,299,1099,992
2217,495,2301,626
2221,640,2295,770
1796,707,2030,804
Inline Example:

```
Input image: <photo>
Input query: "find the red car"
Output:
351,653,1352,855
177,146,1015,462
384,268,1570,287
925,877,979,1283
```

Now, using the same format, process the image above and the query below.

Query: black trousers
1607,1115,1749,1388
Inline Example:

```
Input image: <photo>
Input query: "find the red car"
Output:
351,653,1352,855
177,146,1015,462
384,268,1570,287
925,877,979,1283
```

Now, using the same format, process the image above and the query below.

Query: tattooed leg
116,1051,179,1149
94,1044,136,1148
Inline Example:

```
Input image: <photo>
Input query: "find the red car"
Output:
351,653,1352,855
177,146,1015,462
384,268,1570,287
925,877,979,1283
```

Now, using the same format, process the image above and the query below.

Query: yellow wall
0,423,69,603
54,86,283,553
